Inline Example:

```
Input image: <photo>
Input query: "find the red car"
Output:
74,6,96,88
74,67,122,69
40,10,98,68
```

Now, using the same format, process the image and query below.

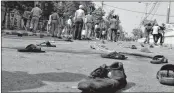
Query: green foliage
92,7,105,24
132,28,144,38
106,9,115,21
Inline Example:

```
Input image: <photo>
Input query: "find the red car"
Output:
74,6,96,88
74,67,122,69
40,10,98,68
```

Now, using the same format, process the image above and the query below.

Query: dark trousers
153,34,158,44
111,28,117,42
157,33,164,44
74,18,83,40
23,18,27,26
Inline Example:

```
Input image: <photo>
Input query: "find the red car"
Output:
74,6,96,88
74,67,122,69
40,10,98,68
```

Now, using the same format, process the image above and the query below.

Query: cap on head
79,5,84,9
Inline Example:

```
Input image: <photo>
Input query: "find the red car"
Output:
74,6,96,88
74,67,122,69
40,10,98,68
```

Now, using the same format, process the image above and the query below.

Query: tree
92,7,105,24
132,28,144,39
106,9,115,21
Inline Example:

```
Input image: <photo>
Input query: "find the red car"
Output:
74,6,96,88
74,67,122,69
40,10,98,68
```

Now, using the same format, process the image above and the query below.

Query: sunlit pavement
2,35,174,92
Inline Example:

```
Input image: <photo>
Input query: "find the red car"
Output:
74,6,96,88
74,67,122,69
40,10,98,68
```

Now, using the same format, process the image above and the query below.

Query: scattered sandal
101,52,128,60
18,44,45,53
37,41,56,47
131,45,137,49
150,55,168,64
156,64,174,86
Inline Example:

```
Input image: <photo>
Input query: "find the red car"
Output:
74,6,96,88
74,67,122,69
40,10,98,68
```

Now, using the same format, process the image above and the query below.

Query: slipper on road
37,41,56,47
150,55,168,64
156,64,174,86
101,52,128,60
18,44,45,53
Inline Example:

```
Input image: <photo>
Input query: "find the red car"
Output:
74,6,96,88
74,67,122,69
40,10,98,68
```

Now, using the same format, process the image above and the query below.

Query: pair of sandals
17,41,56,53
101,51,128,60
150,55,168,64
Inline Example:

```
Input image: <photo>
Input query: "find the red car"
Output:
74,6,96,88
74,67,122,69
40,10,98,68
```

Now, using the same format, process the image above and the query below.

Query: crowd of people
22,4,121,42
144,22,166,45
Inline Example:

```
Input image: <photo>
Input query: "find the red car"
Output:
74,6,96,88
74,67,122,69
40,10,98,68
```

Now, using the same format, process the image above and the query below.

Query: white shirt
75,9,85,19
152,26,159,34
95,25,99,29
67,19,72,26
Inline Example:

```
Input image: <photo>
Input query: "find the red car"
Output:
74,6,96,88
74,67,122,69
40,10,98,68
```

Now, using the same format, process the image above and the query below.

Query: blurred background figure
144,23,152,44
22,6,31,31
74,5,85,40
30,4,42,33
50,9,59,37
85,12,94,40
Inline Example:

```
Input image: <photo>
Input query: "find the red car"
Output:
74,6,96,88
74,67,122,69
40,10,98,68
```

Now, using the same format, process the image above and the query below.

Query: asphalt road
2,36,174,92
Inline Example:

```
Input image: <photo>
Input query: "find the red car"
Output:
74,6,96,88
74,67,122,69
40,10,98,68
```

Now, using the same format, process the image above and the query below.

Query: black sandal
101,52,128,60
37,41,56,47
150,55,168,64
18,44,45,53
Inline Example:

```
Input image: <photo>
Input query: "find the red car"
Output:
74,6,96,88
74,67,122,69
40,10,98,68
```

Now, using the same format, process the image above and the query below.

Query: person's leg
30,17,34,31
147,31,150,44
114,29,117,42
85,23,88,38
159,33,163,45
74,21,79,40
33,17,39,33
23,18,27,27
77,20,83,40
111,29,114,42
109,28,112,41
51,20,55,37
54,20,58,37
153,34,156,44
154,34,158,44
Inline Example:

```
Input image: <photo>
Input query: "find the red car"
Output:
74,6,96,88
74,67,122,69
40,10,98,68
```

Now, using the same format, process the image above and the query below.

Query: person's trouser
67,24,72,35
51,20,58,37
74,18,83,40
85,22,92,38
157,33,164,44
30,17,39,33
57,25,63,38
107,28,112,41
111,28,117,42
144,31,150,44
153,34,158,44
23,18,27,26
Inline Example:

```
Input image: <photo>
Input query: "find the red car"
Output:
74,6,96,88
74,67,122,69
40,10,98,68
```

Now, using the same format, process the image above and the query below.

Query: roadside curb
1,30,51,37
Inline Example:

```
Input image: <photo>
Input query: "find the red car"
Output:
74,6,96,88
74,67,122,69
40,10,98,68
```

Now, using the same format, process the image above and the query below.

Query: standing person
144,23,152,44
100,20,107,40
22,7,31,30
30,4,42,33
74,5,85,40
152,23,160,45
158,23,166,45
67,16,73,36
57,13,64,39
85,12,94,39
50,9,59,37
109,15,119,42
